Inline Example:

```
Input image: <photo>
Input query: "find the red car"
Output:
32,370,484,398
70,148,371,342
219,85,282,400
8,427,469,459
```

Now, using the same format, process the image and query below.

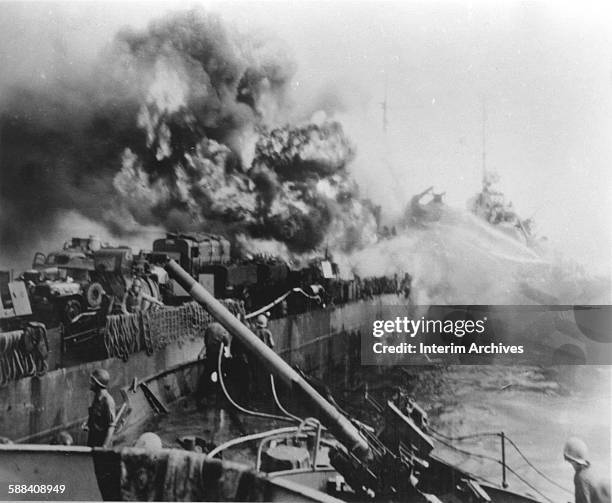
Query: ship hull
0,295,398,443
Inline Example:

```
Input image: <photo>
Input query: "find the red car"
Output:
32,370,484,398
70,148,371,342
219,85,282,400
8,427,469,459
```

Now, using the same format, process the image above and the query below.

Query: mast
380,72,388,134
482,99,487,182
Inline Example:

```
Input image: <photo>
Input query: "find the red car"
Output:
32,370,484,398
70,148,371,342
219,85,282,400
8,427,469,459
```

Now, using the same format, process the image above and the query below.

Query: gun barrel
165,259,370,459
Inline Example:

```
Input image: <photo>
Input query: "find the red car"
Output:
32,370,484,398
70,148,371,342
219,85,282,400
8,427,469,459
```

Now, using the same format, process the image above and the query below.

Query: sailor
254,314,275,349
197,321,232,402
199,321,231,362
122,277,164,314
85,368,116,447
227,313,252,401
248,314,275,397
564,437,611,503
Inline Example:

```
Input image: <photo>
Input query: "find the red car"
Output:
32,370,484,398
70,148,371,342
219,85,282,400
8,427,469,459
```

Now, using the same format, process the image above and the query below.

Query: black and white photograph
0,1,610,502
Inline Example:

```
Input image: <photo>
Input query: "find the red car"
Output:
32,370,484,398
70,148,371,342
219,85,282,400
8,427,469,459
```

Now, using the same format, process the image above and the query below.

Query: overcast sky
1,1,611,273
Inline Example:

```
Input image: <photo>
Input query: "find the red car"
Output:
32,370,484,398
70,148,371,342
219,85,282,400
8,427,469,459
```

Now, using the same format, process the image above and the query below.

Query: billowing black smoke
0,78,142,260
0,8,376,266
249,121,358,252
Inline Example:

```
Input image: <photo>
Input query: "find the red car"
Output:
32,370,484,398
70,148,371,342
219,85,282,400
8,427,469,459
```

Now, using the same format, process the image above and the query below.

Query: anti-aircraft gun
165,259,501,503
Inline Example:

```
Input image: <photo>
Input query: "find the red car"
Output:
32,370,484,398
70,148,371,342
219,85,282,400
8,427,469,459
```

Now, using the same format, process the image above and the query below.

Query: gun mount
165,259,370,458
164,259,455,500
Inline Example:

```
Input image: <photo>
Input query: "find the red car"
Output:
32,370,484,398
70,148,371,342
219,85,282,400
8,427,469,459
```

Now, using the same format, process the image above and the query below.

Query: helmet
256,314,268,328
205,322,230,346
131,278,144,290
55,431,74,446
90,368,110,389
135,432,162,450
564,437,589,465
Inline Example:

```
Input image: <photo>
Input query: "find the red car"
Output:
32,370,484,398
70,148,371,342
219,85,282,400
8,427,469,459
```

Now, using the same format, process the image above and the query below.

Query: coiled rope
0,324,49,386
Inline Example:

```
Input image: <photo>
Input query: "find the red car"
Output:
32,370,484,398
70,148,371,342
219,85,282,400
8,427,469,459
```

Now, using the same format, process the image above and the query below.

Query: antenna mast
482,99,487,180
380,73,388,133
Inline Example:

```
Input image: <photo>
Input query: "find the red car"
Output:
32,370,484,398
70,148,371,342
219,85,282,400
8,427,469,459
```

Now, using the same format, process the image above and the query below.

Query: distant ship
468,171,535,246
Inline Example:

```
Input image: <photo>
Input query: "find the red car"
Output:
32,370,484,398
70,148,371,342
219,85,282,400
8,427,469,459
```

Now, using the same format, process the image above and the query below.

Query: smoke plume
2,7,606,307
0,8,376,268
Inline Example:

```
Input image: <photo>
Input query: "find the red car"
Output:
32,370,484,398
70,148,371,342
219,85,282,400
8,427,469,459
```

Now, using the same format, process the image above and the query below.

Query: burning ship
0,5,403,455
0,9,583,502
1,257,553,503
0,227,403,441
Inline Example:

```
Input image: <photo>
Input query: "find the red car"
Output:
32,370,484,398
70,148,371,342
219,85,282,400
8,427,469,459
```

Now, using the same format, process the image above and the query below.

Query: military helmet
56,431,74,446
564,437,589,466
131,277,144,289
256,314,268,328
205,322,230,345
90,368,110,389
135,432,162,450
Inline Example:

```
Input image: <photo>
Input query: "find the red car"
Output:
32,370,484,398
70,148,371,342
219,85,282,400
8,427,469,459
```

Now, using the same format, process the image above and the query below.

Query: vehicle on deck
0,260,549,503
149,232,397,315
23,239,165,325
0,231,403,454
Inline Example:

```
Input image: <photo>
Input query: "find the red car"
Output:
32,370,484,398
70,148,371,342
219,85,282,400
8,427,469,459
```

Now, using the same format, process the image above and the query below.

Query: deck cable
429,426,572,494
244,288,322,320
269,375,303,422
504,436,573,494
428,426,501,441
222,349,569,500
217,344,297,423
433,435,556,503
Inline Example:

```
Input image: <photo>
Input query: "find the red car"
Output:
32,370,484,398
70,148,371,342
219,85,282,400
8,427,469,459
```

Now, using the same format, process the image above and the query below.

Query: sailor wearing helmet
85,368,116,447
250,314,275,397
122,277,164,314
254,314,275,349
564,437,610,503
